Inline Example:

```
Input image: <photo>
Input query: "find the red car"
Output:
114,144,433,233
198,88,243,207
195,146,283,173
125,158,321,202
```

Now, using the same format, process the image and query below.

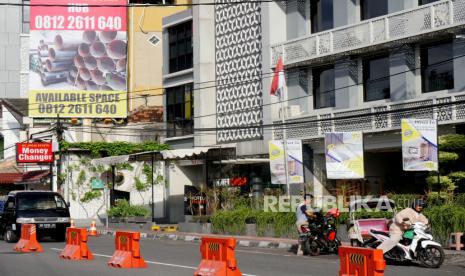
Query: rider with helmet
296,194,318,255
377,198,428,253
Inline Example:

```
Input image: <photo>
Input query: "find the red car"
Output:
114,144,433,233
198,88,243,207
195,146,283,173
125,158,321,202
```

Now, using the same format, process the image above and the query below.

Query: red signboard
30,0,127,31
16,143,54,163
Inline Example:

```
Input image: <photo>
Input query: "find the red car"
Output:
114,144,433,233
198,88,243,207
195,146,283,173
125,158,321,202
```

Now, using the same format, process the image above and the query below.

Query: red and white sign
16,143,54,163
30,0,127,31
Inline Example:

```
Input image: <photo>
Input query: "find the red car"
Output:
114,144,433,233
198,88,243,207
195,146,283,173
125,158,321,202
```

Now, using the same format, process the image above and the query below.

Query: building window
313,66,335,109
311,0,333,34
363,55,390,101
361,0,388,20
419,0,440,5
168,21,193,73
22,0,30,33
166,83,193,137
421,41,454,93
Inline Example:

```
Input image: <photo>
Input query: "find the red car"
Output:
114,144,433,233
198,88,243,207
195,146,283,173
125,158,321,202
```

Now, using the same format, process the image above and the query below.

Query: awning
129,147,215,162
160,147,212,159
0,170,50,185
91,155,130,166
90,147,215,164
15,170,51,185
212,158,270,165
0,173,23,184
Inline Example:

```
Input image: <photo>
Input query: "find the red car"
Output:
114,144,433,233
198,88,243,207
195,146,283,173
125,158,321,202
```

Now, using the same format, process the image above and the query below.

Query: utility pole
55,115,65,192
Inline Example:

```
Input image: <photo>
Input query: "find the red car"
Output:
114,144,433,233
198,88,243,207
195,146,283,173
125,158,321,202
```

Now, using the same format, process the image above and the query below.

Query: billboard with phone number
29,0,127,118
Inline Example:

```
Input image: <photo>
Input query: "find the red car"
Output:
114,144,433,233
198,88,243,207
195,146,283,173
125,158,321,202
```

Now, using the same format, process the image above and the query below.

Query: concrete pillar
390,45,416,100
333,0,359,28
335,59,360,109
82,119,92,142
453,38,465,93
193,2,216,146
312,153,329,206
262,1,287,136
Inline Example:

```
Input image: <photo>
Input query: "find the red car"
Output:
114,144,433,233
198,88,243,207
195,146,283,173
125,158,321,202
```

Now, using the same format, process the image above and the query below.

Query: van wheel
5,228,18,243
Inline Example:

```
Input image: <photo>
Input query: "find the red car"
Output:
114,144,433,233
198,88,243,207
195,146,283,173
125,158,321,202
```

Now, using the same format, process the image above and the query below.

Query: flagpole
280,46,290,196
281,86,290,196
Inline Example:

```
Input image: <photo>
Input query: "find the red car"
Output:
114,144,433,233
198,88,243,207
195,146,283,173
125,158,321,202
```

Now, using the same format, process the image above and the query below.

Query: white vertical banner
325,132,365,179
269,140,304,184
401,119,438,171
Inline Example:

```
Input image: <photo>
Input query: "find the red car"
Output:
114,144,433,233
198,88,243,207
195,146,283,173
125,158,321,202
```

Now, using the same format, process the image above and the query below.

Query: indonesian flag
270,57,285,97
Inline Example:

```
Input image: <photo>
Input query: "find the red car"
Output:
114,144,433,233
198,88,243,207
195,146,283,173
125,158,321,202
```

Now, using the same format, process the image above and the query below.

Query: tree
427,134,465,194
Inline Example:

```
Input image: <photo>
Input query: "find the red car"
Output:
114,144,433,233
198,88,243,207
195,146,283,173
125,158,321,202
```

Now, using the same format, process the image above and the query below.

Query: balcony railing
273,92,465,140
271,0,465,67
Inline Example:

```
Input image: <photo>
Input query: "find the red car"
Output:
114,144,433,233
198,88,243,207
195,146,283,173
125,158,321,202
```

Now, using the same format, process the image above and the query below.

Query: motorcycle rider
296,193,318,255
377,198,428,253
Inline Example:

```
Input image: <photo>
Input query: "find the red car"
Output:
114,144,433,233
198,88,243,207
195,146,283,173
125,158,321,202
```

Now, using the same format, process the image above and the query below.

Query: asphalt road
0,235,463,276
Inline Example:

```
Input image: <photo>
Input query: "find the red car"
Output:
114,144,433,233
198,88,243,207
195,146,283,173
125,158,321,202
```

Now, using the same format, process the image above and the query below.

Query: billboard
325,132,365,179
29,0,127,118
269,140,304,184
401,119,438,171
16,143,54,163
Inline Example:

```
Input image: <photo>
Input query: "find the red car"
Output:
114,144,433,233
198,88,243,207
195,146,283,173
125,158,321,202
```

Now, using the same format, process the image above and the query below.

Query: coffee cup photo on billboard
30,30,127,91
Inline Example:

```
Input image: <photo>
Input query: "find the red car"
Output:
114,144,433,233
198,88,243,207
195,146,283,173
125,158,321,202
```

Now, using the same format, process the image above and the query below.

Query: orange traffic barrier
59,227,94,260
13,224,43,253
194,237,241,276
339,246,385,276
88,220,98,237
108,231,147,268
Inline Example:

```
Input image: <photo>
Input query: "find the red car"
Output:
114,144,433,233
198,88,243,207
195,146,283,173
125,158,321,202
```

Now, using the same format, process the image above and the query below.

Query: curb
97,229,295,250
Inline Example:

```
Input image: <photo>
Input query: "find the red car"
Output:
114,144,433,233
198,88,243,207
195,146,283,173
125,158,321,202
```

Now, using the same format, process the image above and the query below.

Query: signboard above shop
16,143,54,163
28,0,128,118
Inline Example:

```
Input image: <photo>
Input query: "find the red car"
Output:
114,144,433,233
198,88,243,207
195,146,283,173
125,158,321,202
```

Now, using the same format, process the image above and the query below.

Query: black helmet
304,194,314,200
411,199,425,209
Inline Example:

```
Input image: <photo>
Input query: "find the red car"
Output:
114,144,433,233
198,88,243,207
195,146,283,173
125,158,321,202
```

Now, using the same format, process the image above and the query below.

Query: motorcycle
363,222,445,268
299,208,341,256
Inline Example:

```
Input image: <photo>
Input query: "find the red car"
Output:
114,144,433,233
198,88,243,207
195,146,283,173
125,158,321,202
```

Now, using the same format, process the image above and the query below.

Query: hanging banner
29,0,127,118
269,140,304,184
325,132,365,179
401,119,438,171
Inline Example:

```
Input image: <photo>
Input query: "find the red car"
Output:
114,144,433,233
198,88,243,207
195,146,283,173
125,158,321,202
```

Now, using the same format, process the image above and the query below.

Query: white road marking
235,249,294,257
50,248,259,276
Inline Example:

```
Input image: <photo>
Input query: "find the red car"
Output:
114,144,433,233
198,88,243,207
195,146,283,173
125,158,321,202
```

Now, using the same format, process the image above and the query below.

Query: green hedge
424,205,465,243
210,208,297,238
107,200,149,217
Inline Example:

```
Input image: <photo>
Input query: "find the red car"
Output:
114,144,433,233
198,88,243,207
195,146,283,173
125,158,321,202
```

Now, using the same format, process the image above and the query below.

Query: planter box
179,222,212,234
246,224,257,236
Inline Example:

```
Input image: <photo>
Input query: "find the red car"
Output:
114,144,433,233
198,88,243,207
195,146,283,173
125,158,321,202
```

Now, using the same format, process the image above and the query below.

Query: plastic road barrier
339,246,386,276
59,227,94,260
13,224,43,253
108,231,147,268
194,237,242,276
